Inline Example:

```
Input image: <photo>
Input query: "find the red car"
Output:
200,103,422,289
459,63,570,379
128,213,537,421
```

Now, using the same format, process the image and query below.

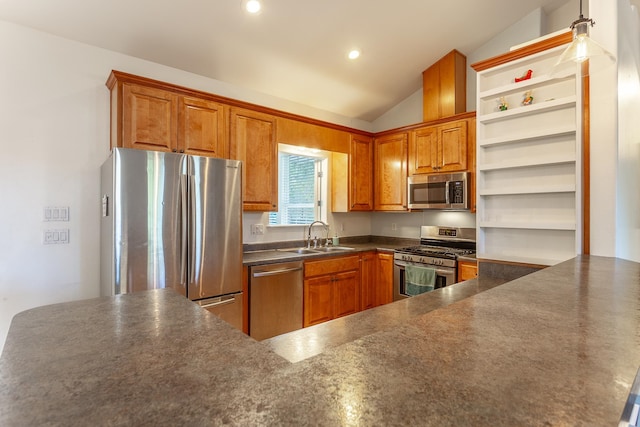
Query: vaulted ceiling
0,0,570,121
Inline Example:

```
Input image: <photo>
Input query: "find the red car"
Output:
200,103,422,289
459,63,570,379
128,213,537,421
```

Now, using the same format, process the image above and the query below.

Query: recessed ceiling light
348,49,361,60
242,0,262,14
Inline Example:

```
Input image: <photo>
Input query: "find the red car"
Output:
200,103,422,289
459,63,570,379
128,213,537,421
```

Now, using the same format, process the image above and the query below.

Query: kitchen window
269,144,327,226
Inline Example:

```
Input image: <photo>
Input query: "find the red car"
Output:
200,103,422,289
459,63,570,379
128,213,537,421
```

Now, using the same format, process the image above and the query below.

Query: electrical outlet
391,223,397,231
43,206,70,222
43,229,70,244
251,224,264,235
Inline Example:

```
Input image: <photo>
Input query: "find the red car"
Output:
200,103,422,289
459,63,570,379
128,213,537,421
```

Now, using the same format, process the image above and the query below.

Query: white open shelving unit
475,44,583,266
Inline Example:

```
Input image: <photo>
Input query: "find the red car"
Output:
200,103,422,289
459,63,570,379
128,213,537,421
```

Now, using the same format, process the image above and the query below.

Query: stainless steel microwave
407,172,469,210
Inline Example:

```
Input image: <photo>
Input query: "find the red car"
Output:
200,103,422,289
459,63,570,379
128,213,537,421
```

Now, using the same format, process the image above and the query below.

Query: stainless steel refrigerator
100,148,243,330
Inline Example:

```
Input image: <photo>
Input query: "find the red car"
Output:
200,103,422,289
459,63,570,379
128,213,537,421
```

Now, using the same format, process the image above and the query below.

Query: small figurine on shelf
522,90,534,106
498,96,508,111
515,69,533,82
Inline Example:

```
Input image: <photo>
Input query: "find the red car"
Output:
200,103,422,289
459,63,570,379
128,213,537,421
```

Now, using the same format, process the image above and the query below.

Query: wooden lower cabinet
376,252,394,306
303,255,360,327
304,275,334,326
457,259,478,282
360,251,377,310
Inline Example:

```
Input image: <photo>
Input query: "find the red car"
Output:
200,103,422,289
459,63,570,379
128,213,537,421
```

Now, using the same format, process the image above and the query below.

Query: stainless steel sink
279,248,318,255
312,246,355,252
278,246,355,254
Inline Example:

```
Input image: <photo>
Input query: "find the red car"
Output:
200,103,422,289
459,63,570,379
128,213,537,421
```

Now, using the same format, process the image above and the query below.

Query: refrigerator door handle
180,174,188,287
189,174,198,286
200,296,237,308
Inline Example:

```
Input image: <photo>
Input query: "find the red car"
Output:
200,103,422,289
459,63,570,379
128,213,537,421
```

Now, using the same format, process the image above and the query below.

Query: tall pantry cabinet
472,33,584,266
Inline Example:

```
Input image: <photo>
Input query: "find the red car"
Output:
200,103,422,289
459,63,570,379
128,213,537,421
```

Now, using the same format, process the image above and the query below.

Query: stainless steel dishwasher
249,261,303,341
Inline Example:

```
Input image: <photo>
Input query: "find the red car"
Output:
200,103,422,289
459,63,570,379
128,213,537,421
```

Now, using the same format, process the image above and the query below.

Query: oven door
393,260,456,301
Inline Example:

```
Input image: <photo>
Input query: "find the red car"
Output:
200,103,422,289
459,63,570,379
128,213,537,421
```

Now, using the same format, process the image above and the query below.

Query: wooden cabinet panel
457,260,478,282
374,133,408,211
122,83,177,152
409,126,439,174
277,117,350,153
229,108,277,211
376,252,394,306
350,135,374,211
304,275,333,327
304,256,359,278
179,97,226,157
360,251,377,310
423,49,466,122
333,270,359,318
439,120,467,172
409,120,467,175
303,255,360,327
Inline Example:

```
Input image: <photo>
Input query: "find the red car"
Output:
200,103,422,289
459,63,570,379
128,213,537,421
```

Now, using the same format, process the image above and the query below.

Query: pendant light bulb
550,2,615,77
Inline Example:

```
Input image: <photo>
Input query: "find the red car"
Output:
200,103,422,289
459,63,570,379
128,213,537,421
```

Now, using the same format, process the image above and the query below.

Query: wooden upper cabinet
350,135,374,211
229,107,278,211
423,49,466,122
409,119,467,174
374,132,408,211
179,97,226,157
121,83,178,152
107,72,226,158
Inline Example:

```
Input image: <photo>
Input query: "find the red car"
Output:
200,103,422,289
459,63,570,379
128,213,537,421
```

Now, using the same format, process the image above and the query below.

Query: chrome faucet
307,220,329,248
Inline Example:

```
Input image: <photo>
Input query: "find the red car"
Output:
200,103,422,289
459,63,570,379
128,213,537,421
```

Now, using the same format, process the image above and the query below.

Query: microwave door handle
445,181,450,204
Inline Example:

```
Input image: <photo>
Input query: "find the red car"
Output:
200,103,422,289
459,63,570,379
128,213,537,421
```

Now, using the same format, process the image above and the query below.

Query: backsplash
242,210,476,244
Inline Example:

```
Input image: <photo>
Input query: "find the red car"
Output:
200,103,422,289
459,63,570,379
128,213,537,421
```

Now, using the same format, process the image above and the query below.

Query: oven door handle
394,261,454,276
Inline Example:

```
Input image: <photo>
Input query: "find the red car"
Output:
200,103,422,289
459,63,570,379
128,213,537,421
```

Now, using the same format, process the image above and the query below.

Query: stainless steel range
393,226,476,300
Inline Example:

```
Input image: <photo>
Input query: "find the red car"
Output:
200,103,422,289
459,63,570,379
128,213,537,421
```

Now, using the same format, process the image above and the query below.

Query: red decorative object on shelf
515,69,533,82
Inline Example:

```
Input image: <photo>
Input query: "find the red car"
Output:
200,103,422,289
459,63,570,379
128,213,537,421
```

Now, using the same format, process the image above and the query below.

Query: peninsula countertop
2,255,640,426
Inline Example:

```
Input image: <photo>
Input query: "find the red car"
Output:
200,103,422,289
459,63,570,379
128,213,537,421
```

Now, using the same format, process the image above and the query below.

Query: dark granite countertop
2,255,640,425
243,235,414,266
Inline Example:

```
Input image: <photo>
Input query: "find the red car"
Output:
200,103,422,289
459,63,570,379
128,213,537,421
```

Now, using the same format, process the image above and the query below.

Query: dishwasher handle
252,266,303,278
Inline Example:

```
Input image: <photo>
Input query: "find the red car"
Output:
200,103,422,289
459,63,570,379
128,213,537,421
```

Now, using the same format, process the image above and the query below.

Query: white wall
615,0,640,261
0,20,370,353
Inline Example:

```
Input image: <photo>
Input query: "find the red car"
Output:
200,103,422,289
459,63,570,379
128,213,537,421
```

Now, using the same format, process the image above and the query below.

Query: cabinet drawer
304,255,359,278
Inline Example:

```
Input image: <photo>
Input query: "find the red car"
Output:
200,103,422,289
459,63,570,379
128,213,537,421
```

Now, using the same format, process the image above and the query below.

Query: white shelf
478,221,576,231
479,184,575,196
475,40,581,267
478,124,576,148
478,95,576,124
478,74,572,99
478,153,575,171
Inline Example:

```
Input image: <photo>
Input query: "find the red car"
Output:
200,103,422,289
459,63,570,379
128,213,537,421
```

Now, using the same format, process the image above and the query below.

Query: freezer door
197,293,243,331
112,148,187,296
187,156,243,300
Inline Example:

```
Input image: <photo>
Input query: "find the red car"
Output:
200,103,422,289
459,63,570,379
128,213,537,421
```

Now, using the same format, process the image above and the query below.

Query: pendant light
550,0,615,76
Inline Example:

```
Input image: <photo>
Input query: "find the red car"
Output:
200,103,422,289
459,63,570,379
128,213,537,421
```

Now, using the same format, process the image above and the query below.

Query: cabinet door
350,135,374,211
374,133,407,211
439,120,467,172
229,108,277,211
409,126,439,174
376,252,394,306
179,97,226,157
457,260,478,282
304,275,333,327
122,83,177,152
360,252,377,310
333,270,360,319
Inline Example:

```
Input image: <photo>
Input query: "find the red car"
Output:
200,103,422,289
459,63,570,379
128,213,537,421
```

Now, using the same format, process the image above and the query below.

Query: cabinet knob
172,149,177,153
179,149,184,153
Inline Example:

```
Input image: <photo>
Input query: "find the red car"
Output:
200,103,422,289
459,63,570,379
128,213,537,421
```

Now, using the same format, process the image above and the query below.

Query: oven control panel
394,253,456,268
